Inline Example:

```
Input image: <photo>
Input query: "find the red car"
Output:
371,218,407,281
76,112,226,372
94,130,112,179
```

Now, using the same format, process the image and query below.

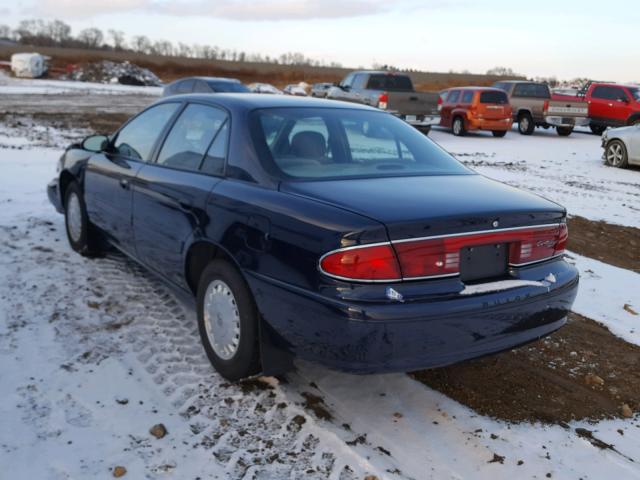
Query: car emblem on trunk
386,287,404,303
492,220,499,228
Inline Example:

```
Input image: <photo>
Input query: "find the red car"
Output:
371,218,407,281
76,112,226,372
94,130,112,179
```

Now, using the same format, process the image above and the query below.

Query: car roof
444,86,506,91
169,76,241,84
153,93,379,112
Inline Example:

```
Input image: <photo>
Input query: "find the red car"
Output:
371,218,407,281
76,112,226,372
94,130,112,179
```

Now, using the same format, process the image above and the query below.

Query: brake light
320,244,401,281
319,224,567,282
437,95,443,112
543,100,549,115
378,92,388,110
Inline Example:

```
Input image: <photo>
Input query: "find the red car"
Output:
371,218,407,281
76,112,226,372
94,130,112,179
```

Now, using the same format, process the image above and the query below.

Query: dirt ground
412,313,640,424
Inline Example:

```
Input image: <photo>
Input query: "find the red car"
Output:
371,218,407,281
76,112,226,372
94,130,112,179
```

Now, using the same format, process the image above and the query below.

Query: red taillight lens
320,244,401,281
543,100,549,115
378,92,388,110
320,224,567,282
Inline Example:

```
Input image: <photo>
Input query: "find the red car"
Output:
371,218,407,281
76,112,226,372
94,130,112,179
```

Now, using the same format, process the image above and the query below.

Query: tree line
0,19,343,68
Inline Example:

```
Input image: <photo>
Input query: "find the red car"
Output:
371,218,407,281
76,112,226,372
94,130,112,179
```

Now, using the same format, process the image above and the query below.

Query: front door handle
119,179,129,189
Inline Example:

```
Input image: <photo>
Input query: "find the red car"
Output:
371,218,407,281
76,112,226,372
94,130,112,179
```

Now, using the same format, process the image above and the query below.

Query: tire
452,116,466,136
491,130,507,138
64,181,104,256
628,117,640,126
556,126,573,137
604,140,629,168
517,112,535,135
416,125,431,135
590,125,606,135
197,259,261,381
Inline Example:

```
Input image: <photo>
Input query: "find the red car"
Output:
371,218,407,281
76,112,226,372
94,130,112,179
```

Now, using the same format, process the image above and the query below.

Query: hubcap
520,117,529,132
203,279,241,360
453,119,461,135
607,143,624,166
67,193,83,242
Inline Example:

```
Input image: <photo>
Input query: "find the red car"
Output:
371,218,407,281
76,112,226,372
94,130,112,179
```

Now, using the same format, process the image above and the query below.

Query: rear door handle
119,179,129,189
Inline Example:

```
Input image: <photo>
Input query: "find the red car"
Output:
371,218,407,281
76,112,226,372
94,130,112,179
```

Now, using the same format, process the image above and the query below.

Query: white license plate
548,106,588,115
405,115,417,122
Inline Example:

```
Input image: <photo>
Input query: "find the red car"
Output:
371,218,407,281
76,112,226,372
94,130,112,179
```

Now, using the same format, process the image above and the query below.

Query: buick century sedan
48,94,579,380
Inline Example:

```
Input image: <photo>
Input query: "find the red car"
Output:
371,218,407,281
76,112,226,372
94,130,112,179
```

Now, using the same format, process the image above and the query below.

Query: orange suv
439,87,513,137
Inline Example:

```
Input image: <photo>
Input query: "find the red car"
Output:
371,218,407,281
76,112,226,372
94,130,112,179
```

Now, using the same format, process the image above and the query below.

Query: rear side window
156,104,227,172
366,74,413,92
512,83,550,99
113,103,180,161
461,91,474,103
493,82,510,92
592,86,628,101
446,90,461,103
352,74,367,90
479,91,509,104
177,79,195,94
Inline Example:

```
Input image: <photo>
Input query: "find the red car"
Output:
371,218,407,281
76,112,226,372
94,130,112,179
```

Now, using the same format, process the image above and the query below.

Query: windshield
207,81,249,93
629,87,640,101
251,108,471,180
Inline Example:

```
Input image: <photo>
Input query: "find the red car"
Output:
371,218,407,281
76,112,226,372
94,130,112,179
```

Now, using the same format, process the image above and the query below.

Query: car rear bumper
47,177,64,213
246,258,579,374
467,117,513,131
544,116,590,127
396,114,441,127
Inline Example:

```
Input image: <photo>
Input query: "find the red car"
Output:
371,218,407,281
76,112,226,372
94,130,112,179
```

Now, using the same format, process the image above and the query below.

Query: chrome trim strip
391,223,562,244
318,223,565,283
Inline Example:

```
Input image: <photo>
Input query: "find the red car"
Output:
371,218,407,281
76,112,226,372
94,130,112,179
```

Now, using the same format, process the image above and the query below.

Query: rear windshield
513,83,550,99
366,74,413,92
250,108,471,180
206,81,250,93
479,91,509,104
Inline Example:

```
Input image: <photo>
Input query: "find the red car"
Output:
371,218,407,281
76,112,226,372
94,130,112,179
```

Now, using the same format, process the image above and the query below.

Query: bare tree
108,29,126,51
46,20,71,45
131,35,152,54
77,27,104,49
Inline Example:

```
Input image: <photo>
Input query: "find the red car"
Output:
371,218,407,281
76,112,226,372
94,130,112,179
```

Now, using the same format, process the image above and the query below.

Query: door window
113,103,180,161
352,74,367,90
461,90,474,103
156,103,228,172
592,86,628,101
341,74,355,88
201,120,229,176
446,90,461,103
177,79,195,94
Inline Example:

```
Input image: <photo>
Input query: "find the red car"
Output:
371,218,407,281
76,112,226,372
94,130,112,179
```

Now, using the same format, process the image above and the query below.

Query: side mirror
81,134,109,152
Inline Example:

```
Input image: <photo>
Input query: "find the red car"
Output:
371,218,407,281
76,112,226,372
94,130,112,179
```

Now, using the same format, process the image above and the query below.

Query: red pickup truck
556,83,640,134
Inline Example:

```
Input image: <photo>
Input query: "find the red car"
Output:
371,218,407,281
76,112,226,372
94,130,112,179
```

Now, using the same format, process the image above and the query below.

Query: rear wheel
197,260,261,381
491,130,507,138
556,126,573,136
64,181,104,256
605,140,629,168
452,117,466,136
590,124,606,135
517,112,535,135
628,117,640,126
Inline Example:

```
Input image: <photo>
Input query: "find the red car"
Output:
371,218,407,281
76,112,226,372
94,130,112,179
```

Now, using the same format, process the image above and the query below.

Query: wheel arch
184,239,241,296
626,113,640,126
516,108,533,119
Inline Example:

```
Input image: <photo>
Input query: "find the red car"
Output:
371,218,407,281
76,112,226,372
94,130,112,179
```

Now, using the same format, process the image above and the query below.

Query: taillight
320,244,401,281
437,95,443,112
543,100,549,115
378,92,388,110
320,224,567,282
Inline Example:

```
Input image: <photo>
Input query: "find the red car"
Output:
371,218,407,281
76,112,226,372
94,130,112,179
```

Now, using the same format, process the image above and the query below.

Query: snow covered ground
1,91,640,479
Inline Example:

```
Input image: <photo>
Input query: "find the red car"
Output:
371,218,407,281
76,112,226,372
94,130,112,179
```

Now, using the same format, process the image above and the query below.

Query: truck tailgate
547,99,588,117
387,91,440,116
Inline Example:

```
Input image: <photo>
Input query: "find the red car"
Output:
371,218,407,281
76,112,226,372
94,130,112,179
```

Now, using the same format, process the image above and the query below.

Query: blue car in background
47,94,579,381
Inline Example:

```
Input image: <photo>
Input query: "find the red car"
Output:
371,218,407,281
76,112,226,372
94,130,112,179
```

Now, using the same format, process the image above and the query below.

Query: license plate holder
459,243,508,282
405,115,417,122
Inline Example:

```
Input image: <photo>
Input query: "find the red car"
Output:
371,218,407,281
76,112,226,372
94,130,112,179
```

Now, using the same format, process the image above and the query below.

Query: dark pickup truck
327,71,440,134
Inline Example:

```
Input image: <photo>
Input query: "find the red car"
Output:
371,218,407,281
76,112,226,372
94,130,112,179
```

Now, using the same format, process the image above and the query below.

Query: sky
2,0,639,82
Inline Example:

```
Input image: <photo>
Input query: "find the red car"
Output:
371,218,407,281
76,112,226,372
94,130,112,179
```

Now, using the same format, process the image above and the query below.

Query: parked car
439,87,513,137
163,77,249,96
327,71,440,134
310,82,333,98
248,82,283,94
493,80,588,136
601,124,640,168
283,84,308,96
578,83,640,135
47,94,578,381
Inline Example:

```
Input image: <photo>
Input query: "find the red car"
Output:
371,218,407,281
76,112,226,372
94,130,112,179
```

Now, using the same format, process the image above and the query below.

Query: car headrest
290,131,326,159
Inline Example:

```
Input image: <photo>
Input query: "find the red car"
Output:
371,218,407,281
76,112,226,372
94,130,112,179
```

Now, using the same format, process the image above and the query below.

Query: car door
589,86,613,124
132,102,229,287
441,90,460,127
84,102,181,254
610,87,632,124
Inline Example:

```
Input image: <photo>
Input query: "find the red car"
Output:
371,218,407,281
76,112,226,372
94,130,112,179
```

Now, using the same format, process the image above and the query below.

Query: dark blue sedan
48,94,579,380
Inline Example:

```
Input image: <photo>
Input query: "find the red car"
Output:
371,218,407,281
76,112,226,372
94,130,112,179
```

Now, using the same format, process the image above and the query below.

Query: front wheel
491,130,507,138
64,181,104,256
556,126,573,136
518,113,535,135
452,117,466,136
604,140,629,168
197,260,261,381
